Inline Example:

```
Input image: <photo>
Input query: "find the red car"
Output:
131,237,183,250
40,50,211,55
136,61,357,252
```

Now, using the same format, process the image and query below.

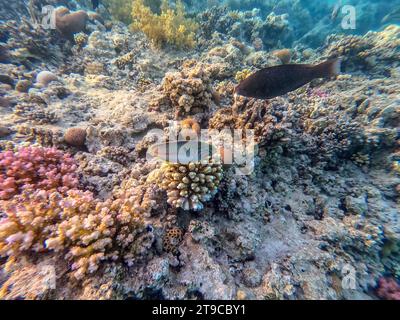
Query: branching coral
159,158,223,211
0,147,78,200
0,186,154,280
131,0,198,49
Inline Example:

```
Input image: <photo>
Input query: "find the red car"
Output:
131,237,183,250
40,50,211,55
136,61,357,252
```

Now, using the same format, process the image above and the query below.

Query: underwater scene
0,0,399,301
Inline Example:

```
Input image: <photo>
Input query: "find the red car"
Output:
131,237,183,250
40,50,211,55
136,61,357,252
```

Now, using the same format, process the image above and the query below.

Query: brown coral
55,8,89,41
163,227,183,255
273,49,291,64
64,127,87,147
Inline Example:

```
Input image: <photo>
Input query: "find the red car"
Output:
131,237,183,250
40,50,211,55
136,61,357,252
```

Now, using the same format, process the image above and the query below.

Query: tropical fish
149,141,216,164
331,0,342,21
381,8,400,24
91,0,100,10
235,58,342,100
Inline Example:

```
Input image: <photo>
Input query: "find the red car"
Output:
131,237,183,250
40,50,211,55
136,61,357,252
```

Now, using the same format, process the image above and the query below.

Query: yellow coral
131,0,198,49
235,69,252,82
104,0,133,24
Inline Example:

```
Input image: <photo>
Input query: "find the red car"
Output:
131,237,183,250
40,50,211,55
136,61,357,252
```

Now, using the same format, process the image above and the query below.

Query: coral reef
14,103,59,125
324,25,400,76
0,188,151,280
0,0,399,301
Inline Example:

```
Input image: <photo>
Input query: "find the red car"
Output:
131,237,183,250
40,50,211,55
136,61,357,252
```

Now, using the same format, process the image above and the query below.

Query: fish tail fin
314,58,342,78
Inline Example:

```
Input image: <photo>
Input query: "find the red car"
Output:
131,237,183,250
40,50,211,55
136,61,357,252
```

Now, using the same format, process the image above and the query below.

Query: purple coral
376,277,400,300
0,147,79,200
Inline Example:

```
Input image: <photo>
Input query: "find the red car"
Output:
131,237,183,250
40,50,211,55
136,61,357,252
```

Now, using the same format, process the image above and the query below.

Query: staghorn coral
131,0,198,49
158,158,223,211
162,62,218,117
0,147,78,200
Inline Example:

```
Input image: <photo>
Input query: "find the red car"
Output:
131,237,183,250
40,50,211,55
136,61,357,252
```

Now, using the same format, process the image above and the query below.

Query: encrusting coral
162,227,183,255
131,0,198,49
159,158,223,211
0,147,78,200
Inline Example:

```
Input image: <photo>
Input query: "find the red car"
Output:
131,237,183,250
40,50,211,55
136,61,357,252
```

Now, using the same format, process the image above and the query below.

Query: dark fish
91,0,100,10
235,58,342,100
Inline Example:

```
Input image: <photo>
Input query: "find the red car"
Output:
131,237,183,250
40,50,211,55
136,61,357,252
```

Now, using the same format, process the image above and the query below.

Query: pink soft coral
376,277,400,300
0,147,79,200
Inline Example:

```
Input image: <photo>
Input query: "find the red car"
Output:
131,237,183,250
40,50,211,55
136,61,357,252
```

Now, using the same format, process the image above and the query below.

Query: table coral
0,147,78,200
